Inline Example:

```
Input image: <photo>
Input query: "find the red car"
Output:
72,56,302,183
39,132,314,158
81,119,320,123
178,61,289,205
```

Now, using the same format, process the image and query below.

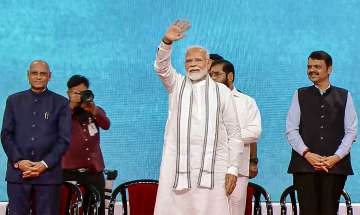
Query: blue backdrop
1,0,360,202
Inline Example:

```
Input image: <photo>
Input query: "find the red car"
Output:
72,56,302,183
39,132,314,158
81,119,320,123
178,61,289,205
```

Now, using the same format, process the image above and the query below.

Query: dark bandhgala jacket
288,85,353,175
1,89,72,184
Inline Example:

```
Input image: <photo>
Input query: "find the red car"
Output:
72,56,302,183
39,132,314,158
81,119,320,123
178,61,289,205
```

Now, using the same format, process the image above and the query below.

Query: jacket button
320,115,325,119
31,137,35,141
320,136,324,140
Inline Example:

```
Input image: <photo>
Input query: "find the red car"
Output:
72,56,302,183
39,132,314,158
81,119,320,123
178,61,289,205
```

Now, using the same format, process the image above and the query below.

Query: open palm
164,20,191,42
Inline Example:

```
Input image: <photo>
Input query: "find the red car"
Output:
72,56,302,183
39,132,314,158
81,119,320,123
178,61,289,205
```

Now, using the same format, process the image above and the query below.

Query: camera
80,90,94,103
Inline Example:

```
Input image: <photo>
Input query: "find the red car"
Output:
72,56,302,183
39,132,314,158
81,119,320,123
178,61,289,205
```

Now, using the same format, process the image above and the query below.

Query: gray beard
188,69,207,81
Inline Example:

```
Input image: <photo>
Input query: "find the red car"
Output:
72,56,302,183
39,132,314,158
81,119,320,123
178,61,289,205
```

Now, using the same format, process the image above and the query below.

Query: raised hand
163,20,191,43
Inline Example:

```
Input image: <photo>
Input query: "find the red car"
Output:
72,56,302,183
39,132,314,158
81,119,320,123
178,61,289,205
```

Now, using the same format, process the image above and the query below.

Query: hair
67,75,89,88
209,53,224,61
210,59,235,80
186,45,210,59
308,51,332,67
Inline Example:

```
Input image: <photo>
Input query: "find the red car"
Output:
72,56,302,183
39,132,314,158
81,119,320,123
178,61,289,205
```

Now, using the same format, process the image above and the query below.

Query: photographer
62,75,110,215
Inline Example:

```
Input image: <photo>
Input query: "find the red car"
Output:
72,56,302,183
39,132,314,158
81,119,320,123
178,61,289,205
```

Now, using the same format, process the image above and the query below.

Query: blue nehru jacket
1,89,71,184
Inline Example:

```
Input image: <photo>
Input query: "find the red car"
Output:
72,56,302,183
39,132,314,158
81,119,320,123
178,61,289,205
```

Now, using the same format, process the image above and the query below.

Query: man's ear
327,65,332,76
227,72,234,83
207,59,212,71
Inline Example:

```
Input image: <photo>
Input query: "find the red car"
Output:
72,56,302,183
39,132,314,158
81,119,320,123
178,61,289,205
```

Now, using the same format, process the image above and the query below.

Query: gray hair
186,45,210,59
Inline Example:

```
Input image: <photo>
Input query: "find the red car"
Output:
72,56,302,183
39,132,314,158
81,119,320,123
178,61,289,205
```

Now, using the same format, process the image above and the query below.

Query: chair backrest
246,182,273,215
279,185,297,215
279,185,353,215
109,179,158,215
82,184,101,215
60,181,84,215
245,185,255,215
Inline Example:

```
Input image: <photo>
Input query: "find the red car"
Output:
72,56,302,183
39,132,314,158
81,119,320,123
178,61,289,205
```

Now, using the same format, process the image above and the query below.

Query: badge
88,123,98,136
44,112,49,120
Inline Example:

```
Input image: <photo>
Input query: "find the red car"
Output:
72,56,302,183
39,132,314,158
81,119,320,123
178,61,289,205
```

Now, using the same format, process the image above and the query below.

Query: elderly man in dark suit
1,60,71,215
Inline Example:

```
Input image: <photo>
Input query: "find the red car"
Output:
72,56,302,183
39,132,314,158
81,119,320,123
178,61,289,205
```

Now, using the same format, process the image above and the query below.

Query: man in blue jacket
1,60,71,215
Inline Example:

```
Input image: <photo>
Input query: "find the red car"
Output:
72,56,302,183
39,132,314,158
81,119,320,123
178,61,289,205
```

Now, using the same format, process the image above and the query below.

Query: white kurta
154,42,243,215
229,88,262,215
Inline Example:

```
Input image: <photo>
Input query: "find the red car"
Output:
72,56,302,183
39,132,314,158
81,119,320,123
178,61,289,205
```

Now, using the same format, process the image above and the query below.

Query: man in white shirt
210,59,262,215
153,20,243,215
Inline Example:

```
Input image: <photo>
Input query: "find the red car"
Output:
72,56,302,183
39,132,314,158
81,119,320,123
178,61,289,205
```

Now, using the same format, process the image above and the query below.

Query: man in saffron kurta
154,20,243,215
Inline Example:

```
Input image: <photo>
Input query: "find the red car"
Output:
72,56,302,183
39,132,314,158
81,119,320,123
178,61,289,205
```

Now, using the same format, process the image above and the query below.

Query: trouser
63,170,105,215
229,176,248,215
293,173,347,215
7,182,60,215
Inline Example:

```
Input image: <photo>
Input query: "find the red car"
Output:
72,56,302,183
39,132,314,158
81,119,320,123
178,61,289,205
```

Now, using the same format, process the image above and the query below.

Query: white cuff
227,166,238,176
41,160,48,168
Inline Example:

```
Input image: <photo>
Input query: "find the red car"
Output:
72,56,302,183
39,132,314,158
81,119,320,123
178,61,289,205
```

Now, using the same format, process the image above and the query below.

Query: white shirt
232,88,262,177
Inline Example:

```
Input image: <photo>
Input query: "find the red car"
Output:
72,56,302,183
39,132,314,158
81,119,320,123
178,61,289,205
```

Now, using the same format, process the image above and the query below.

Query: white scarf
173,75,220,190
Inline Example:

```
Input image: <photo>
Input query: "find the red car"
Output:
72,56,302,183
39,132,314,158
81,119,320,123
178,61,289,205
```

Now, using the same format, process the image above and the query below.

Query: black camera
80,90,94,103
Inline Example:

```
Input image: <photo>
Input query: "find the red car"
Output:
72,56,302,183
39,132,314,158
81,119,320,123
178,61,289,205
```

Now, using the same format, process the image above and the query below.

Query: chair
245,182,273,215
108,179,158,215
279,185,353,215
6,182,83,215
61,181,84,215
81,184,101,215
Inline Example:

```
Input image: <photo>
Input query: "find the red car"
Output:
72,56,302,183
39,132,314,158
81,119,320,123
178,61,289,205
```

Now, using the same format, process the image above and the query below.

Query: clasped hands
304,152,341,172
16,160,47,178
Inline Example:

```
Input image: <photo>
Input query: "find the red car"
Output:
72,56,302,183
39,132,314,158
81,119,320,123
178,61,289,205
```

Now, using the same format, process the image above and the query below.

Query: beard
188,69,208,81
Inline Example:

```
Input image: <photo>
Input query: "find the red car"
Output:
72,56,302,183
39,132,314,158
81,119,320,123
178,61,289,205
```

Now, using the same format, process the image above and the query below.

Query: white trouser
229,176,249,215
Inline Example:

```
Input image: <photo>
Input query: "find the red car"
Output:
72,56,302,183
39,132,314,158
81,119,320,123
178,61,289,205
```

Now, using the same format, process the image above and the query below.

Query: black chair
279,185,353,215
248,182,274,215
81,184,101,215
62,181,84,215
108,179,158,215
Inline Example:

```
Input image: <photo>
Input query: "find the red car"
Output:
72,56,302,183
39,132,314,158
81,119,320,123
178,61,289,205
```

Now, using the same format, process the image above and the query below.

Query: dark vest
288,85,353,175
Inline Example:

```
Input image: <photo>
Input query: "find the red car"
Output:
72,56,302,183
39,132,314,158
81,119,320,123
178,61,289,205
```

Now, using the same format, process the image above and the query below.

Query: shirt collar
232,87,242,97
29,88,49,96
314,84,331,95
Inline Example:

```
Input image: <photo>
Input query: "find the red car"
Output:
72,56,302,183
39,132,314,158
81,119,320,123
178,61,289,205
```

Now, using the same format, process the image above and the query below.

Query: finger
178,34,187,40
173,19,180,26
322,166,329,172
177,21,187,31
181,21,191,32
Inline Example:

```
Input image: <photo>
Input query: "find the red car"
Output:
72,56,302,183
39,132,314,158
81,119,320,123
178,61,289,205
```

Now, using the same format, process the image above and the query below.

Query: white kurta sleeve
154,42,179,93
223,92,243,176
241,97,262,144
